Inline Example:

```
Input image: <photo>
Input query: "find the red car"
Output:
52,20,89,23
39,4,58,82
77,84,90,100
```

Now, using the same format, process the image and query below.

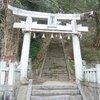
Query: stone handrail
83,68,96,83
0,63,20,86
61,38,71,80
83,64,100,84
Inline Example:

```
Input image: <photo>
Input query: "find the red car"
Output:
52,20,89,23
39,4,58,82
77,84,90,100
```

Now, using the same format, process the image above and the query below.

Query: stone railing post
0,60,6,85
8,62,15,85
96,64,100,84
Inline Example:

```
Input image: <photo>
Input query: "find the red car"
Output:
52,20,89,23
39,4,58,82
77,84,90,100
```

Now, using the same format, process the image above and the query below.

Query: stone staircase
27,81,83,100
27,39,83,100
41,39,69,81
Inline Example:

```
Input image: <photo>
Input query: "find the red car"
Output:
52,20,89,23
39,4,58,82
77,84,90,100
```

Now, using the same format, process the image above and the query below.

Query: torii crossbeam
8,4,88,83
8,5,88,34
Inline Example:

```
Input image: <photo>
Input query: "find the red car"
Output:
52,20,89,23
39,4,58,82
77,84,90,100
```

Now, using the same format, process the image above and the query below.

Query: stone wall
81,82,100,100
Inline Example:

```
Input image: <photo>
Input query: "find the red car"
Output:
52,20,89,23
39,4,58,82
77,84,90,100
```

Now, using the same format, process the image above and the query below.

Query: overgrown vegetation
82,48,100,63
30,33,43,60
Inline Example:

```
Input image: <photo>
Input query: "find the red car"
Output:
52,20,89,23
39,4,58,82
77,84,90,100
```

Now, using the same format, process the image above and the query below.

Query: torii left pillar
20,17,32,83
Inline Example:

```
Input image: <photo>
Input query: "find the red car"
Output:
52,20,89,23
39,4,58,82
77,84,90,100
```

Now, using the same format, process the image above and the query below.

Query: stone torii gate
8,5,88,82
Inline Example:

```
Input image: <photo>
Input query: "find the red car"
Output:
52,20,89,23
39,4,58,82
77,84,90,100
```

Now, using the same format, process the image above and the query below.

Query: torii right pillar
72,19,83,83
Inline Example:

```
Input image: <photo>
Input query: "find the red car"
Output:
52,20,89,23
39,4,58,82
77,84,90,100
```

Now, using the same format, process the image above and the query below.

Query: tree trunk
1,0,20,61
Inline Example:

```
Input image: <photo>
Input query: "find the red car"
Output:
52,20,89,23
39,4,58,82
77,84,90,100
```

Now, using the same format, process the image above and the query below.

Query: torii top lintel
8,5,88,34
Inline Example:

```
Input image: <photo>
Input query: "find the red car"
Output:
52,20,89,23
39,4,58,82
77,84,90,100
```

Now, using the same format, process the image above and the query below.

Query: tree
0,0,21,61
19,0,59,12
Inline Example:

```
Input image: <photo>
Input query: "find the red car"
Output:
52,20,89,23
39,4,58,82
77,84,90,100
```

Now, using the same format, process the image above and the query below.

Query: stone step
43,70,67,75
42,72,68,75
43,72,68,74
49,45,62,47
32,85,78,90
47,51,64,53
48,45,63,48
43,69,67,71
48,47,63,50
40,78,69,81
42,77,68,79
44,64,66,67
45,64,64,66
44,62,65,65
45,57,65,60
48,49,63,52
43,67,67,70
42,73,68,75
47,50,63,52
43,67,66,69
42,75,68,80
47,52,63,54
48,49,63,51
45,57,64,60
31,89,80,96
48,50,63,52
43,68,67,72
31,95,82,100
45,58,66,61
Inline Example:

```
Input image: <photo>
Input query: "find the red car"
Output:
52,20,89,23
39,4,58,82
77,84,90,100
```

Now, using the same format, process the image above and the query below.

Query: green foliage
80,74,86,85
57,0,74,12
34,63,40,69
13,0,23,8
19,0,59,12
82,47,100,63
68,60,75,79
14,0,100,16
45,0,59,12
30,34,42,60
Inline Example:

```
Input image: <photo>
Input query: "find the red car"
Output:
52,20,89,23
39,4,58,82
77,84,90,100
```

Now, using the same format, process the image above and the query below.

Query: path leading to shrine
32,38,70,82
40,38,69,81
